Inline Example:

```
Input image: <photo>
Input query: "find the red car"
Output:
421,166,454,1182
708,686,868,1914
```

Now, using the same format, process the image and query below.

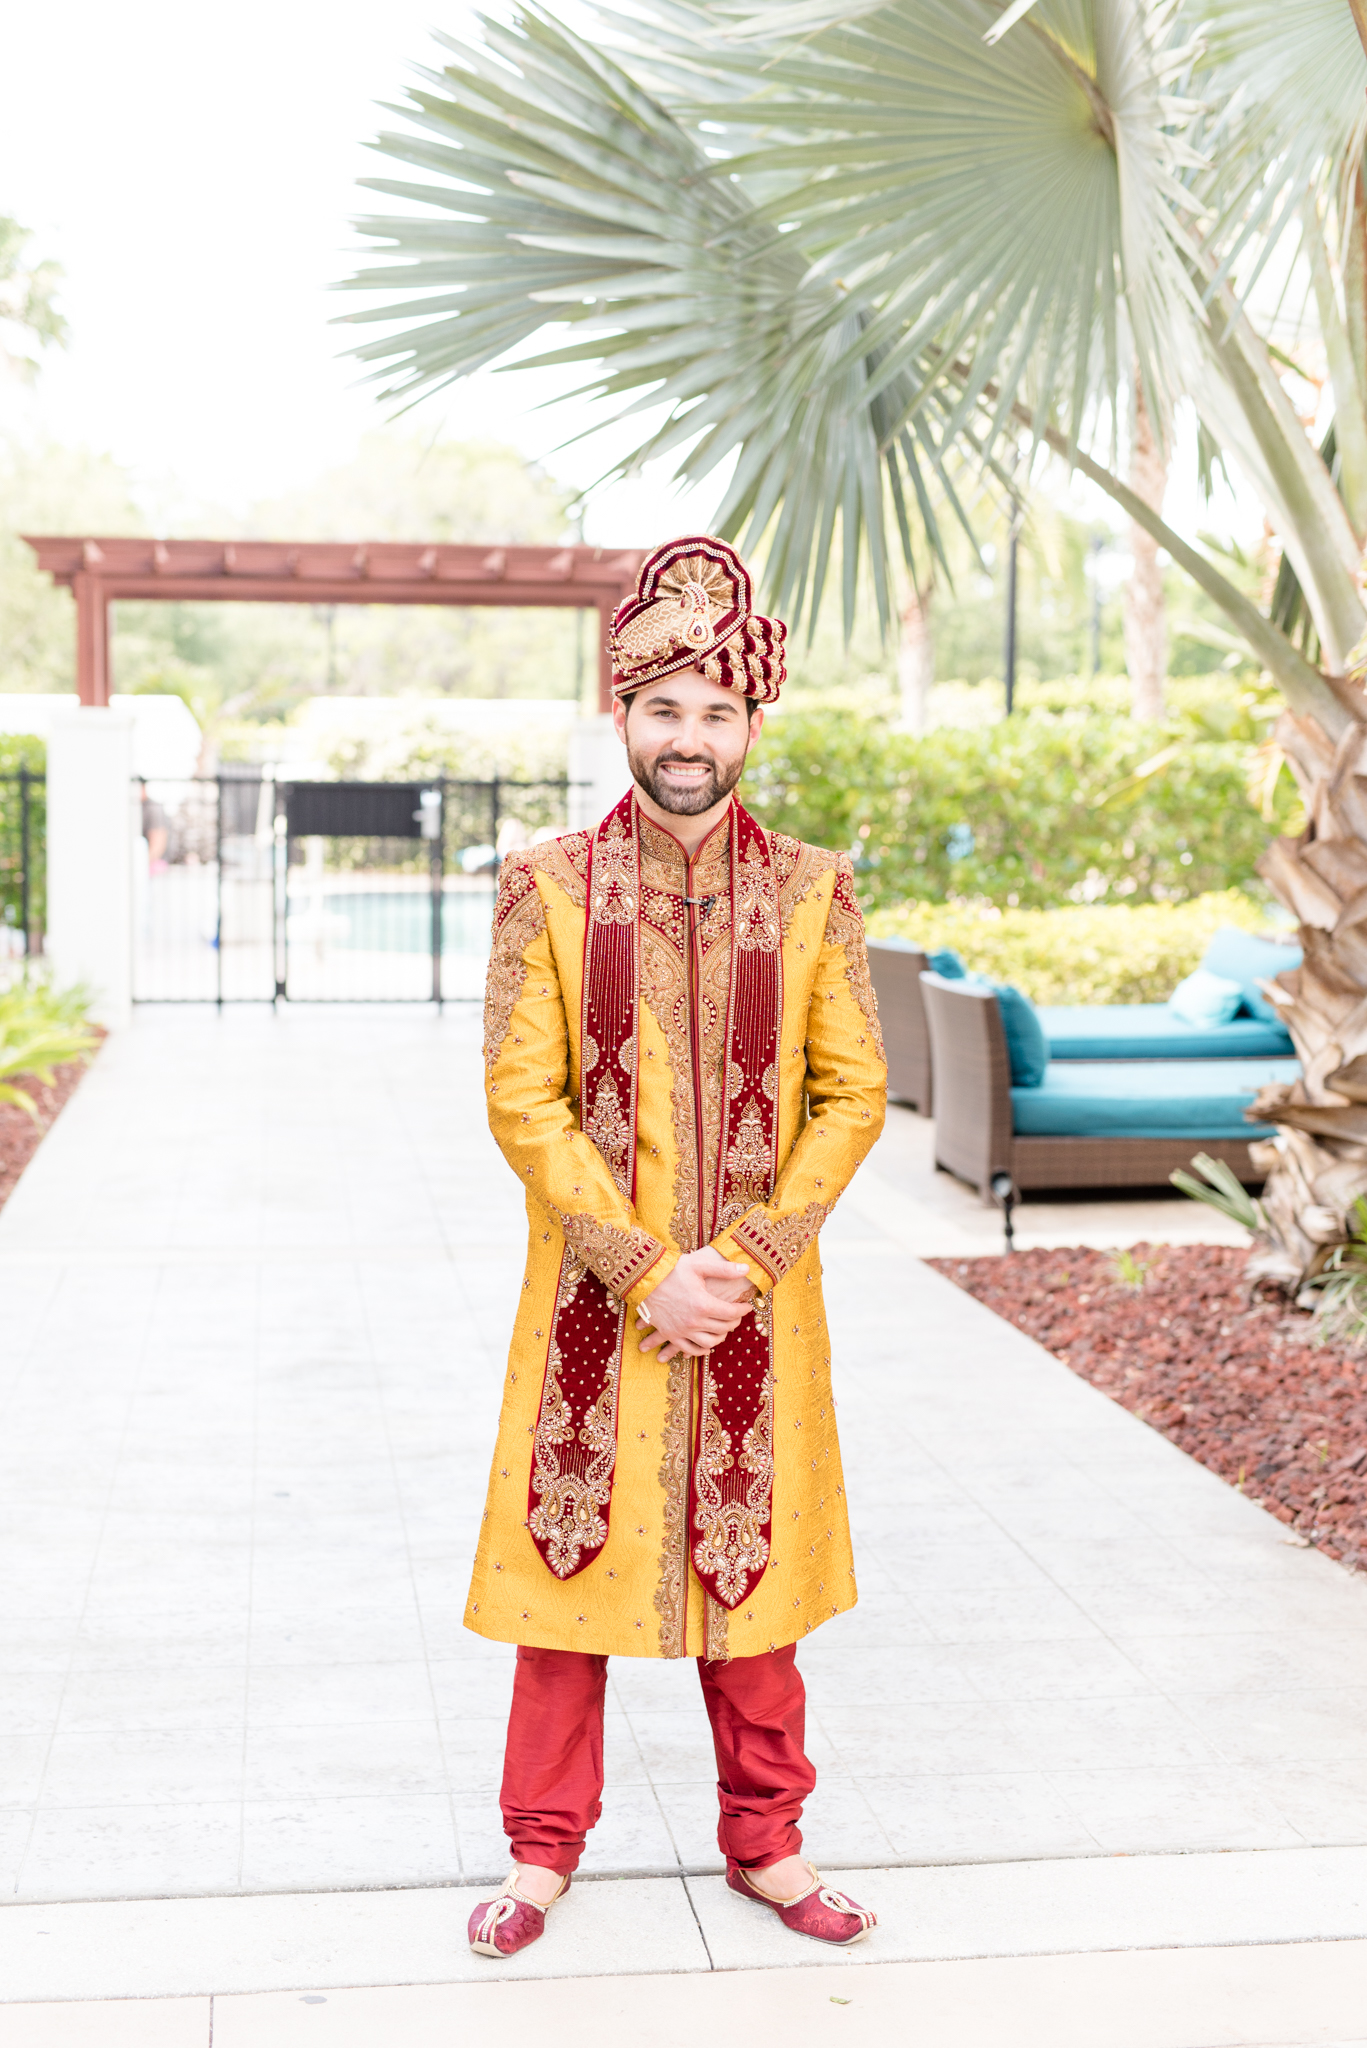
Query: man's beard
627,744,747,816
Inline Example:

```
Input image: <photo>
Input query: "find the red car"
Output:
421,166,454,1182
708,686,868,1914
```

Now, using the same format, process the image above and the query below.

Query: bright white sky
0,0,1259,555
0,0,721,545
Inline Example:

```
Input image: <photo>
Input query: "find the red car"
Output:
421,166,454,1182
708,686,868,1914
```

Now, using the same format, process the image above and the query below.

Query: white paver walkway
4,1006,1367,2033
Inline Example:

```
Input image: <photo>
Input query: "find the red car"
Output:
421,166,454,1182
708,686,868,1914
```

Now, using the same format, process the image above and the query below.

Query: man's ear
748,706,765,740
611,697,628,745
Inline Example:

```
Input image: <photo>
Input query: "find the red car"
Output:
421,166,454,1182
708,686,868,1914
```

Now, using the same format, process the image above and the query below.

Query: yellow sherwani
466,801,887,1661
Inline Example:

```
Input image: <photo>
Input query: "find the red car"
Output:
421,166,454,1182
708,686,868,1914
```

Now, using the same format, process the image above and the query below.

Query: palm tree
341,0,1367,1286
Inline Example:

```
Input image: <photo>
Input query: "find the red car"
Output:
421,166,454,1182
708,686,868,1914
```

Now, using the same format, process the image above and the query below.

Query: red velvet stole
527,790,782,1612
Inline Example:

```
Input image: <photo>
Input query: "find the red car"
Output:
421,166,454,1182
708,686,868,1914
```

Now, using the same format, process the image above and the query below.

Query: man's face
613,666,762,816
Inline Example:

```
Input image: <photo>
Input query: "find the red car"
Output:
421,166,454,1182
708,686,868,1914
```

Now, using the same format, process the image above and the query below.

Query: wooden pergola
23,537,646,714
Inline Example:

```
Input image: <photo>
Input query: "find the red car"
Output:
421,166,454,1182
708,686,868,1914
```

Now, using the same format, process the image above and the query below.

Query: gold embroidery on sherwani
533,832,590,909
551,1208,665,1300
653,1355,692,1658
484,854,547,1070
773,834,827,936
640,922,697,1251
731,1197,834,1283
705,1595,730,1663
528,1250,624,1576
825,856,886,1059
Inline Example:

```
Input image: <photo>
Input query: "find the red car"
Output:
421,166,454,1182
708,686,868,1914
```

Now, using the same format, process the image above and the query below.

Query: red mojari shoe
728,1861,876,1945
468,1870,570,1958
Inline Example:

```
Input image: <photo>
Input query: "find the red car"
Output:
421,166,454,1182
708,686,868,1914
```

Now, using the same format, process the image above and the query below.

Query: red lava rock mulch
0,1050,99,1216
929,1243,1367,1569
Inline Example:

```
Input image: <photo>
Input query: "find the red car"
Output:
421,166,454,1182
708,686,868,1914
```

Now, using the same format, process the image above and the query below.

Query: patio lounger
920,972,1300,1199
867,939,933,1112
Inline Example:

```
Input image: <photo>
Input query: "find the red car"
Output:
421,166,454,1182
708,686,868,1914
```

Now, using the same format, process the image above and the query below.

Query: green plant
1302,1199,1367,1353
866,893,1271,1005
1110,1249,1154,1290
0,974,97,1122
745,708,1295,913
1170,1154,1266,1235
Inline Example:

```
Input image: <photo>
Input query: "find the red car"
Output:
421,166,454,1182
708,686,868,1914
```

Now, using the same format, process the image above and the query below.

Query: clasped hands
636,1246,756,1362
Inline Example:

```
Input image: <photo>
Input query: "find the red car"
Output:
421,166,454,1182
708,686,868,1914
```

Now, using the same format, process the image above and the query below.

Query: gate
0,765,43,961
133,773,576,1004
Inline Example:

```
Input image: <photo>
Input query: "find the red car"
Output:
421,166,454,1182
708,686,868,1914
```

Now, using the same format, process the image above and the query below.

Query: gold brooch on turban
608,535,786,704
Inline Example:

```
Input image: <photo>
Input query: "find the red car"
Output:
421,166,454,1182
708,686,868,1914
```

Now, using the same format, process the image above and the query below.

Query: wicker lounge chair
867,940,933,1112
919,972,1291,1198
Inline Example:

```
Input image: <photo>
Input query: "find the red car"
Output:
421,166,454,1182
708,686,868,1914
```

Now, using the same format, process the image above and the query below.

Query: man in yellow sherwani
466,536,887,1959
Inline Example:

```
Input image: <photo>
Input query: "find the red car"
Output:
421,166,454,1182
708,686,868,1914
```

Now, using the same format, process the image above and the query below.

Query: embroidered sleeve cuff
625,1245,678,1314
555,1213,671,1303
716,1198,835,1288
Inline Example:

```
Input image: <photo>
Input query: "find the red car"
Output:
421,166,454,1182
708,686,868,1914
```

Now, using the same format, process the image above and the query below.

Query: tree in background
340,0,1367,1291
0,216,65,382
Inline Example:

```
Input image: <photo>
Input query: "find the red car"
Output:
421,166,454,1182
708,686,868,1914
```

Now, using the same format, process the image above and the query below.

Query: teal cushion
926,947,967,978
1010,1056,1301,1139
1038,1004,1294,1060
1200,927,1301,1025
966,978,1047,1086
1167,968,1243,1028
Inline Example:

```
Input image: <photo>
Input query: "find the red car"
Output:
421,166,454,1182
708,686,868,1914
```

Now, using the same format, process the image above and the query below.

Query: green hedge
744,709,1292,912
866,891,1276,1005
0,736,44,949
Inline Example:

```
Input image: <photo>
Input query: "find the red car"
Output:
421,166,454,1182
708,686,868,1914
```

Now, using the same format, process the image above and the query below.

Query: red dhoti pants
499,1643,817,1878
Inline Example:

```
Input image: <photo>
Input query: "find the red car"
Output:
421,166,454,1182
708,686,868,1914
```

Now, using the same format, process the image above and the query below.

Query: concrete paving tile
125,1947,1367,2048
942,1637,1157,1702
0,1673,70,1735
907,1585,1100,1645
571,1788,686,1876
1111,1630,1367,1697
17,1801,243,1901
858,1769,1102,1862
56,1670,246,1736
238,1795,460,1892
1253,1760,1367,1844
246,1662,435,1730
998,1694,1225,1772
1046,1765,1308,1853
0,2000,210,2046
799,1641,981,1707
818,1699,1028,1778
241,1721,450,1802
39,1731,245,1811
1177,1687,1367,1765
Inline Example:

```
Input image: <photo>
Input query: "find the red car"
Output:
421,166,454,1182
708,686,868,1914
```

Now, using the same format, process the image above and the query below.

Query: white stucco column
45,707,137,1028
568,713,632,831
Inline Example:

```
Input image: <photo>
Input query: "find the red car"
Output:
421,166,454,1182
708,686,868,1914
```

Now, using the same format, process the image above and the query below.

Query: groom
466,536,886,1957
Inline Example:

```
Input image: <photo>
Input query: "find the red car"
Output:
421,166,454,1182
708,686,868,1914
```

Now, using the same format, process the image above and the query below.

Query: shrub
0,736,44,947
865,891,1276,1005
0,971,97,1121
744,707,1293,912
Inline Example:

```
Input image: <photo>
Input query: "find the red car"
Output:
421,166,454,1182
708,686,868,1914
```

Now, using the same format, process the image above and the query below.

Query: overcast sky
0,0,724,544
0,0,1258,554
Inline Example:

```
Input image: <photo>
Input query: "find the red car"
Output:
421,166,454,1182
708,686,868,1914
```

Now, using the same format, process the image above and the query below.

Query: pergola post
73,569,111,707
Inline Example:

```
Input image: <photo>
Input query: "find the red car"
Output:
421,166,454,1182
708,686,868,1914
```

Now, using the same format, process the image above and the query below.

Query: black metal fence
134,773,579,1004
0,768,43,961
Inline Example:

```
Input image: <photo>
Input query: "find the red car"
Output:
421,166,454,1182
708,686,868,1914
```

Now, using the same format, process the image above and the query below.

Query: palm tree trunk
1243,690,1367,1290
1123,372,1168,722
898,581,934,735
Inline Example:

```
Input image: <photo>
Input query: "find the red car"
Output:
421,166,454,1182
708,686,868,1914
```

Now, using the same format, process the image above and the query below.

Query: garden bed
929,1243,1367,1569
0,1050,98,1216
